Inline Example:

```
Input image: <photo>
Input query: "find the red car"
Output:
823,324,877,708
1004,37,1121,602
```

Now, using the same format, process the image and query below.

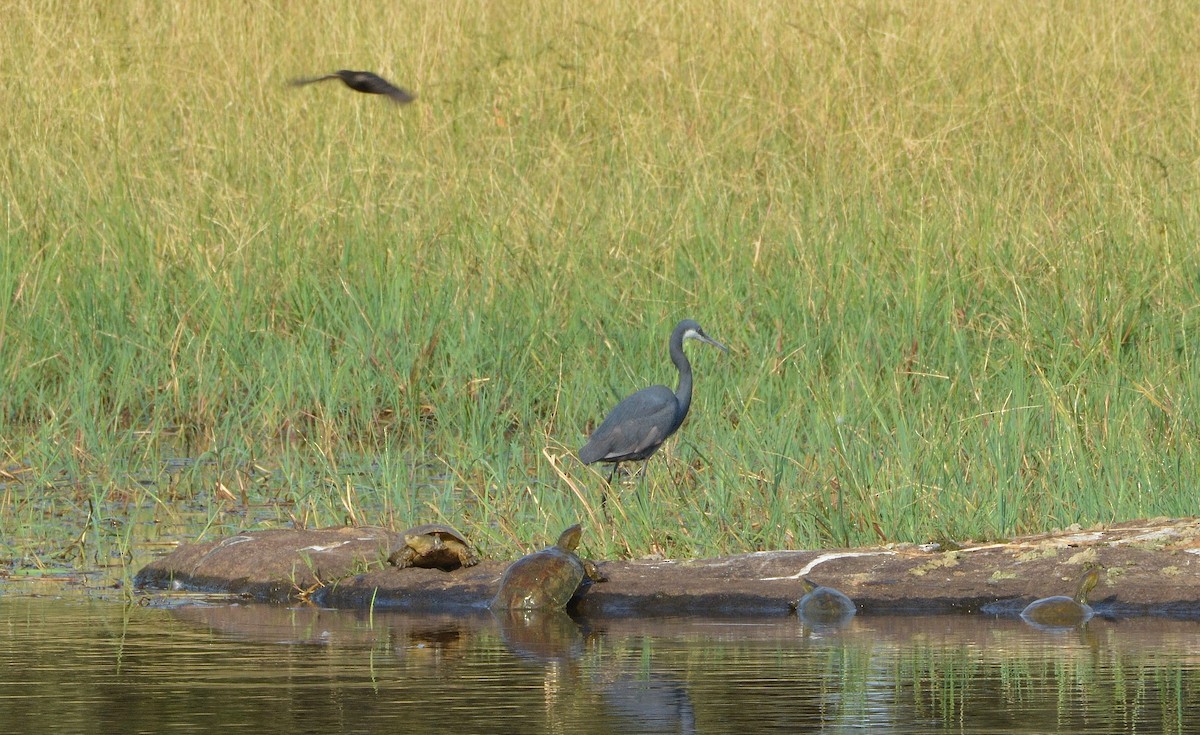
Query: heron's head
679,319,729,353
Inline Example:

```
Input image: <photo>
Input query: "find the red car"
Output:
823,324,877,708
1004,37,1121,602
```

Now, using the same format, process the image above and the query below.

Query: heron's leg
633,461,651,495
600,462,619,514
634,461,653,518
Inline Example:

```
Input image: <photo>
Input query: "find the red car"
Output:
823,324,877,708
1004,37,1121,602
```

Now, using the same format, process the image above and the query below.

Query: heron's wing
579,386,677,463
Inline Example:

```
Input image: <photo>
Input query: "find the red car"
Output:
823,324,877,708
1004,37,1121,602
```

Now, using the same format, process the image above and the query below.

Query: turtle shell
1020,567,1100,628
1020,596,1094,627
388,523,479,571
491,524,595,610
792,578,856,625
402,523,470,545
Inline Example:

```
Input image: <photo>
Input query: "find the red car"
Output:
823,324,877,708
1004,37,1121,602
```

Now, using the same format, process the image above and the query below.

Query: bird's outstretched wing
289,70,415,104
288,74,340,87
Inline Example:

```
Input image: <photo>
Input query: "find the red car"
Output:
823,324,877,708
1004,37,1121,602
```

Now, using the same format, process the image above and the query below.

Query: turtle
491,524,605,610
790,578,856,625
1020,567,1101,628
388,523,480,571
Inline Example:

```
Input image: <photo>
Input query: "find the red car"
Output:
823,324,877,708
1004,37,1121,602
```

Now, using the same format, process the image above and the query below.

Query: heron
579,319,728,486
289,70,415,104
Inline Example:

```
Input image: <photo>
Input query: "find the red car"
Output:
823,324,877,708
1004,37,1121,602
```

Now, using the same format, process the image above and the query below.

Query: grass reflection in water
0,598,1196,734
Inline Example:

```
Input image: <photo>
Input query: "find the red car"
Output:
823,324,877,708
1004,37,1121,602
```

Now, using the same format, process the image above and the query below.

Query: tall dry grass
0,1,1196,566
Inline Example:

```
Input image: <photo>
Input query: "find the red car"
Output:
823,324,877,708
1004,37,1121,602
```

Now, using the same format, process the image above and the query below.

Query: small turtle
388,523,480,571
1020,567,1100,628
491,524,605,610
289,70,415,104
790,578,856,625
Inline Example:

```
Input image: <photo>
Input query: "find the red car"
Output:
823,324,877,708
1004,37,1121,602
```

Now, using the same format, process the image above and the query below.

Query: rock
134,518,1200,619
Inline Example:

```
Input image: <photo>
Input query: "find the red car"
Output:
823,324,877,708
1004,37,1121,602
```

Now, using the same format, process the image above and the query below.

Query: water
0,595,1195,734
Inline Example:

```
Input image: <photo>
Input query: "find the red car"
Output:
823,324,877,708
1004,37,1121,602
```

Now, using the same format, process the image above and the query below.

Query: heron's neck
671,337,693,417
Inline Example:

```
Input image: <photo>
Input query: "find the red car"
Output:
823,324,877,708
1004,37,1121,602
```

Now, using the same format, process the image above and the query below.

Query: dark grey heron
579,319,728,486
289,70,415,104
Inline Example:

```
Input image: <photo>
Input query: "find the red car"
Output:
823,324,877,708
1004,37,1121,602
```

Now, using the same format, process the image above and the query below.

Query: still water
0,595,1196,734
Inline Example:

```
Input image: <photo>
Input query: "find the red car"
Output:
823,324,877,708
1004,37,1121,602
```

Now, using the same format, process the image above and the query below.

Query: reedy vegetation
1,1,1197,569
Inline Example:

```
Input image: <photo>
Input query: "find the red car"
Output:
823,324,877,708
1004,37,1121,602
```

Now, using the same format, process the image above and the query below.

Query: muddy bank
133,518,1200,619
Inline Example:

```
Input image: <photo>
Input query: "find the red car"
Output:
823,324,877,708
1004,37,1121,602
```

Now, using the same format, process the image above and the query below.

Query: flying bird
289,70,415,104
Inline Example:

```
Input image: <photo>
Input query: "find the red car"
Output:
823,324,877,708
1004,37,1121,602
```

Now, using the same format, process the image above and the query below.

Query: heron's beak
700,333,729,353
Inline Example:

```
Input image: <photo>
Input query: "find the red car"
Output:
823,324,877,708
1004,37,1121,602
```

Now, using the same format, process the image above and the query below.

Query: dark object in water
1020,567,1101,628
491,524,605,610
790,577,856,625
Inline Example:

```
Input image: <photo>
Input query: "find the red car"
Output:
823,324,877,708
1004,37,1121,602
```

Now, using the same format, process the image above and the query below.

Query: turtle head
788,579,819,612
405,533,444,554
582,559,607,583
1074,566,1101,604
556,524,583,552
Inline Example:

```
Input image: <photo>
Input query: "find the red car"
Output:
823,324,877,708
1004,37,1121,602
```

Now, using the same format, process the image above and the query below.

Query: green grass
1,1,1198,571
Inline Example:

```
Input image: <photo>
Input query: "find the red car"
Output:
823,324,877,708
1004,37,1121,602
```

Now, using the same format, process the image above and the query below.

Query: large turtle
491,524,605,610
1020,567,1100,628
388,523,480,571
790,578,856,625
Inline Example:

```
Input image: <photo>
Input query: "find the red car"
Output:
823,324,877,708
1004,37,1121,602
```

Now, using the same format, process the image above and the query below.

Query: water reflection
0,597,1196,734
495,608,585,666
598,671,696,734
